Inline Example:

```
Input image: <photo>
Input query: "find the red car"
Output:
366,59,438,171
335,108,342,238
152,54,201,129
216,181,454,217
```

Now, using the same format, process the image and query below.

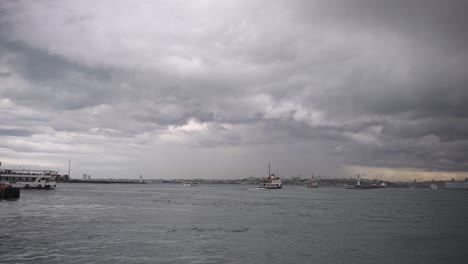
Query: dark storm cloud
282,0,468,116
295,0,468,45
0,128,34,137
267,0,468,173
1,0,468,178
381,117,468,142
0,39,110,83
353,138,468,172
0,39,115,110
0,71,11,77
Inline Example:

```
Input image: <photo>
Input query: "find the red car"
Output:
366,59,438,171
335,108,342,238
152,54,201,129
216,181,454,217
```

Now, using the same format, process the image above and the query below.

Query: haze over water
1,184,467,264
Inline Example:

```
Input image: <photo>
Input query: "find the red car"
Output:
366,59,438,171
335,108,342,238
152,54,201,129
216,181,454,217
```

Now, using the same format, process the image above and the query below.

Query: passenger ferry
305,173,319,188
346,175,386,189
183,181,199,186
0,168,58,189
259,163,282,189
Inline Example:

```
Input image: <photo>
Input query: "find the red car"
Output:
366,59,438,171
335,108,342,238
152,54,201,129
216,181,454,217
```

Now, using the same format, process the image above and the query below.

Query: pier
0,184,20,199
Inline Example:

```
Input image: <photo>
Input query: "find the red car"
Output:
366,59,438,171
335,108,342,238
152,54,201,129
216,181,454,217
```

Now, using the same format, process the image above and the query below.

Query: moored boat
0,168,58,189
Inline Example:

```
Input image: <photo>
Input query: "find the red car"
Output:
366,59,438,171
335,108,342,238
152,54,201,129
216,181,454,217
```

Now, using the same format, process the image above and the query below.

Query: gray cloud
0,0,467,179
0,71,11,77
0,128,34,137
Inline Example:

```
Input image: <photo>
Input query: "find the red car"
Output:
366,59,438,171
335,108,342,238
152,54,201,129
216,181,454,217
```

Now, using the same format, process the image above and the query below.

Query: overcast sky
1,0,468,181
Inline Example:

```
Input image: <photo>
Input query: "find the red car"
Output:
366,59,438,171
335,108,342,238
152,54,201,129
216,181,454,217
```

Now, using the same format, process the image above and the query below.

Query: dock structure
0,184,20,199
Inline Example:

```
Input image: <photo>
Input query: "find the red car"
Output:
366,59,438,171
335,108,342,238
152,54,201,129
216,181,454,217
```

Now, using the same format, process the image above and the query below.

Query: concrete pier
0,184,20,199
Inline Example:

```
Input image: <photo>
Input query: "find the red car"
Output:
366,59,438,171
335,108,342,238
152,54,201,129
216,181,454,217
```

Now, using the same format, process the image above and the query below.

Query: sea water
1,183,467,263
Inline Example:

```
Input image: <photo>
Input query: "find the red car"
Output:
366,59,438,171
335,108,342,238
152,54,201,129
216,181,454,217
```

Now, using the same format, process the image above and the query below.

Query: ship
0,168,58,189
183,181,200,186
346,175,386,189
305,173,318,188
444,178,468,190
259,163,282,189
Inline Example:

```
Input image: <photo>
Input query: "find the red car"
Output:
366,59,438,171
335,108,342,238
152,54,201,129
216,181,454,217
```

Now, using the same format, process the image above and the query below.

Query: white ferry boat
183,181,199,186
305,173,318,188
0,168,58,189
346,175,386,189
259,163,282,189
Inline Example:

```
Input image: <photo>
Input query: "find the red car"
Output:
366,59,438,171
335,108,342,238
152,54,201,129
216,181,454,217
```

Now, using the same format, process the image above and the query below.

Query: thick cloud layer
1,0,467,180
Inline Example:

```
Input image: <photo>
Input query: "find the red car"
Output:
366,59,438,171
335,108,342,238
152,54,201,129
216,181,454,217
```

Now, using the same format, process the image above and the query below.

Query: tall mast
68,159,71,178
268,162,270,177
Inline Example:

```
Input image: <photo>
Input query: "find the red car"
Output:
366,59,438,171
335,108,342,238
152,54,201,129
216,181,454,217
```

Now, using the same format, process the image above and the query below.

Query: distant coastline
64,179,145,184
57,177,459,188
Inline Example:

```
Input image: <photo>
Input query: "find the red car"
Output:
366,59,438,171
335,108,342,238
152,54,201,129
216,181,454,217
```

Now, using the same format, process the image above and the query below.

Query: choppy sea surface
1,183,467,264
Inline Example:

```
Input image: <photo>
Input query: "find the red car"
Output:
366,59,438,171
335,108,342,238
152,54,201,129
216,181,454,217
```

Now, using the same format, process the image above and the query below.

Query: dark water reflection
1,184,467,263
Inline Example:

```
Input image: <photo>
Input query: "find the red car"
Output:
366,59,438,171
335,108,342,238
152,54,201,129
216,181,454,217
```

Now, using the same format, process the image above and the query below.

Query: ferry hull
305,183,318,188
259,185,282,189
346,185,385,190
10,183,57,189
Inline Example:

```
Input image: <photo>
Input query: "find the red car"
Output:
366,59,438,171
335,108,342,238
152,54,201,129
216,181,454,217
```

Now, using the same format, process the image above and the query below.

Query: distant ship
259,163,282,189
346,175,386,189
444,179,468,190
305,173,318,188
183,181,199,186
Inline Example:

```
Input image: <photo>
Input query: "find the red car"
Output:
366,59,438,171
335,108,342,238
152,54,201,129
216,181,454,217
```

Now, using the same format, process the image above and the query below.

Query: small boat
430,183,438,189
183,181,199,186
259,163,282,189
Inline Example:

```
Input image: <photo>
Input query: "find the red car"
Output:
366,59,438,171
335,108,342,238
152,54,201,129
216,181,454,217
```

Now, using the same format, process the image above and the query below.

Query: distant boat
305,173,318,188
259,163,282,189
346,175,386,189
444,180,468,190
430,183,438,189
183,181,199,186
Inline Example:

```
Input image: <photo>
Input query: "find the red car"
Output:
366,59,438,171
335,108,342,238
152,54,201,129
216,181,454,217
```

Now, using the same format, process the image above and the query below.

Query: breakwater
0,184,20,199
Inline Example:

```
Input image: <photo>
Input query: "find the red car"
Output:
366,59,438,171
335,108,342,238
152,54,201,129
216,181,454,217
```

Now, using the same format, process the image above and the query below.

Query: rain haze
1,0,468,181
